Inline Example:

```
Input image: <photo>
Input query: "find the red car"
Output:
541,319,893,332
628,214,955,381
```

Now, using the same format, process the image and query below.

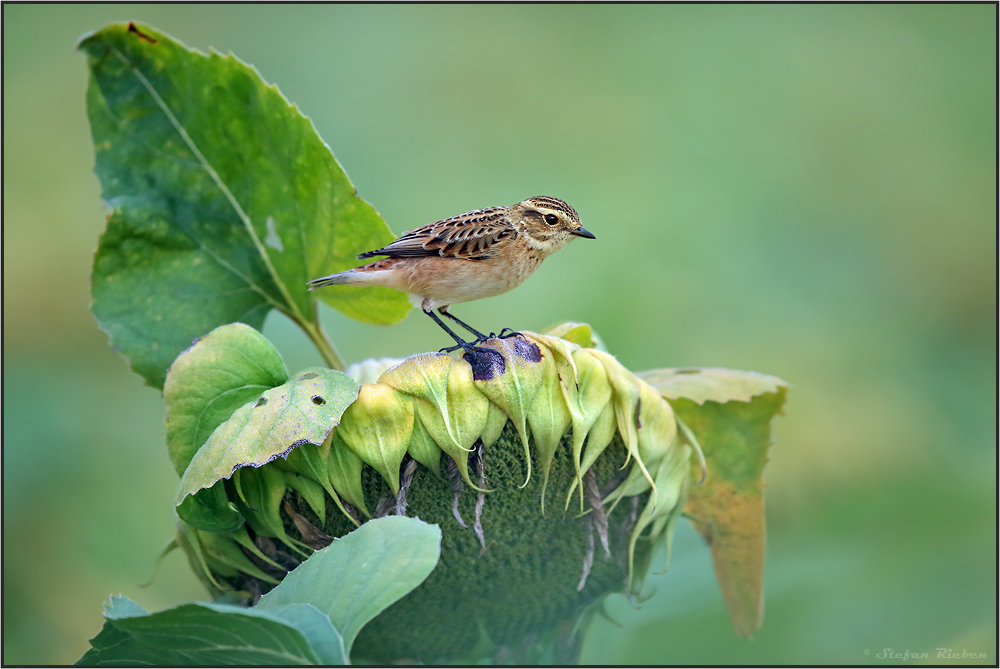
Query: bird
307,196,595,354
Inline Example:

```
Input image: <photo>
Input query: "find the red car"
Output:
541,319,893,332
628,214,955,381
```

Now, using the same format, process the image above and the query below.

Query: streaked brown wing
358,207,515,260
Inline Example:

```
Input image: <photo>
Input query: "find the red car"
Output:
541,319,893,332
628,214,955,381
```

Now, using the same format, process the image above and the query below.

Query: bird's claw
439,342,501,357
469,330,518,344
436,327,520,359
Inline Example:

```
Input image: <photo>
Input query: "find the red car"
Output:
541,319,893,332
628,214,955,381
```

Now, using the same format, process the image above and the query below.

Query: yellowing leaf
638,367,790,406
175,367,358,505
642,369,789,639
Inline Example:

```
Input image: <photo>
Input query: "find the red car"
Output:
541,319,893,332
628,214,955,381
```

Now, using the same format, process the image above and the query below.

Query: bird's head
511,196,595,254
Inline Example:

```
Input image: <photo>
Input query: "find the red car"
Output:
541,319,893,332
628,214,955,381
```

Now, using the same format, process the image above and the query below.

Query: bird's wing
358,207,516,260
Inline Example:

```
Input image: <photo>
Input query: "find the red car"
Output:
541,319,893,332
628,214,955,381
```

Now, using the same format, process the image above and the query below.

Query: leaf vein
106,45,298,321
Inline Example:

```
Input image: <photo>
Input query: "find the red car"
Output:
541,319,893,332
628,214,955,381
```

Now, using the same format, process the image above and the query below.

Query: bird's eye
544,214,559,225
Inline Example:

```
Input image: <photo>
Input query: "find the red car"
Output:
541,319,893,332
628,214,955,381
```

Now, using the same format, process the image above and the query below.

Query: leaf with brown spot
175,366,359,508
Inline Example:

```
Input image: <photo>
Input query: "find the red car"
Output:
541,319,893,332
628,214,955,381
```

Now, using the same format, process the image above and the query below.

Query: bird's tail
308,260,399,289
307,271,352,289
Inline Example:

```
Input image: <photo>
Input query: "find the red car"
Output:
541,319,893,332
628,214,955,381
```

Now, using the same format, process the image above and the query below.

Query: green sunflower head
171,324,703,663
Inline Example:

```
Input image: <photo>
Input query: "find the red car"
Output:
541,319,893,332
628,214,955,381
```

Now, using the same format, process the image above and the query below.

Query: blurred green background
3,4,995,664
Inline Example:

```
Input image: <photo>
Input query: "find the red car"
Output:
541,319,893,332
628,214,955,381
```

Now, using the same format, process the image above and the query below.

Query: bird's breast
395,243,545,308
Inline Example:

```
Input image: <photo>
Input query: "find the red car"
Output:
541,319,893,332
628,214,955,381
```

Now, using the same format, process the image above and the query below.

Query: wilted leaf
643,368,789,638
637,367,789,406
80,22,409,387
176,367,358,505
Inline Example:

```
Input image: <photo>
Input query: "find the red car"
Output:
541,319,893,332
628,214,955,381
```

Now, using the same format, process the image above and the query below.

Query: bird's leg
425,309,497,355
424,309,475,352
439,308,489,342
425,310,505,376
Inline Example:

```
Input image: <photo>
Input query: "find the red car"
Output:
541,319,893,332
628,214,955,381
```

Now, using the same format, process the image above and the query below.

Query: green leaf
176,479,245,533
258,516,442,656
77,623,133,665
327,431,370,517
103,594,147,619
543,321,609,351
165,322,289,476
80,22,410,387
642,367,790,638
261,603,347,666
235,466,310,555
77,600,323,665
79,521,435,665
187,525,282,588
176,367,359,505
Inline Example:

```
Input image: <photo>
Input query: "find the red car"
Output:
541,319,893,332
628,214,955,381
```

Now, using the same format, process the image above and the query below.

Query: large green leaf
77,598,324,665
258,516,442,656
258,603,347,666
176,367,359,505
640,367,789,638
165,322,289,476
80,22,410,388
78,521,439,665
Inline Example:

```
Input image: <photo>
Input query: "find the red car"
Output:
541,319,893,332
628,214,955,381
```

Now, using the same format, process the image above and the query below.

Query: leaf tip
126,21,158,44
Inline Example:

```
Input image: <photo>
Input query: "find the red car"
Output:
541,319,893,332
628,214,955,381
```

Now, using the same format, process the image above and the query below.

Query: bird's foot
455,331,517,345
437,342,506,380
462,345,505,380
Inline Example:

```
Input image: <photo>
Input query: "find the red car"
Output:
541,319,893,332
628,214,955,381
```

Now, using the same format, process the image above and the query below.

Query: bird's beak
572,227,596,239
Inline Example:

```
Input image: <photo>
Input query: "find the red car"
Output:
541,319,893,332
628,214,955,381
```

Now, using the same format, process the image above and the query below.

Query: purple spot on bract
512,336,542,363
465,349,506,381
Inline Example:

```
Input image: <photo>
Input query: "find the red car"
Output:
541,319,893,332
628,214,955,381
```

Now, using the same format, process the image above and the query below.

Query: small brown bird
308,196,595,353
